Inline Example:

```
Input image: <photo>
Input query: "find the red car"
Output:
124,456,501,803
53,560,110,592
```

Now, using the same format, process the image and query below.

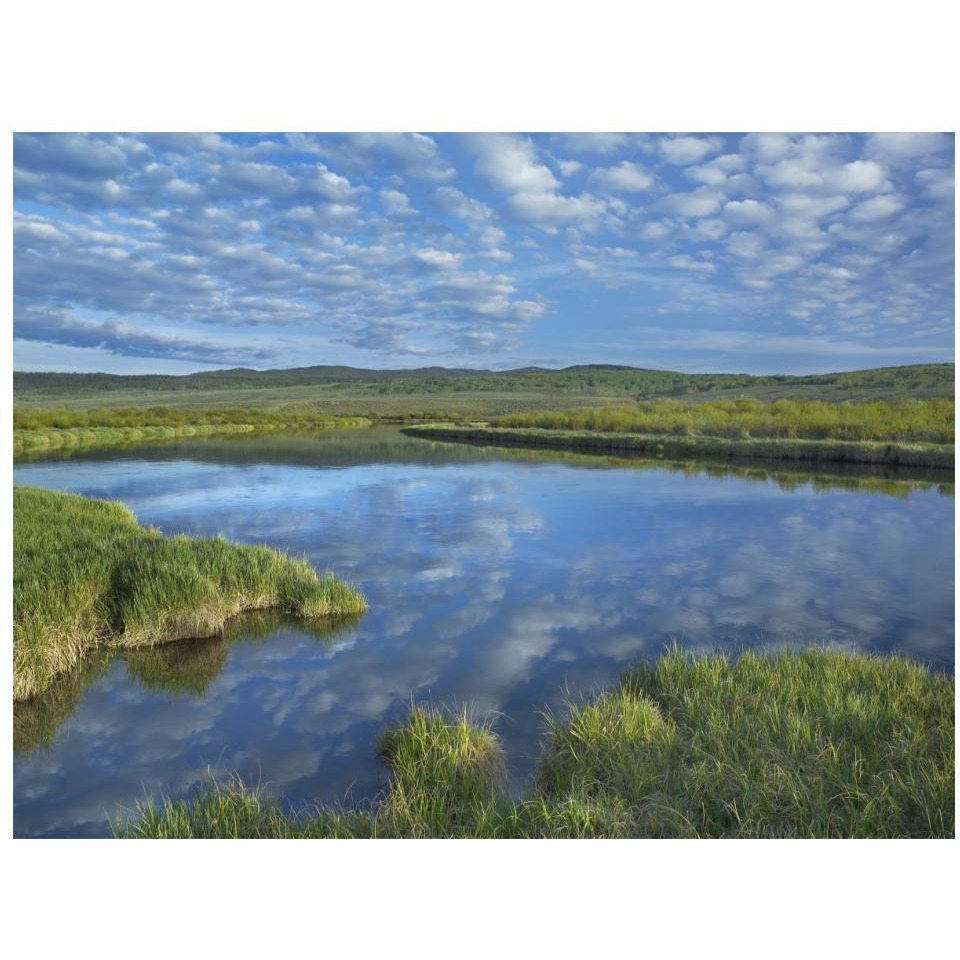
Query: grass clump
13,486,366,701
117,649,954,839
377,706,506,836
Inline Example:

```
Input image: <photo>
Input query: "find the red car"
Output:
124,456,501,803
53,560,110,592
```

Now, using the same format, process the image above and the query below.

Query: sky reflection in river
13,428,955,836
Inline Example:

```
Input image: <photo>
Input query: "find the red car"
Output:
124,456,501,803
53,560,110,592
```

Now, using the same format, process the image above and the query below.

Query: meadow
13,487,366,701
117,647,955,839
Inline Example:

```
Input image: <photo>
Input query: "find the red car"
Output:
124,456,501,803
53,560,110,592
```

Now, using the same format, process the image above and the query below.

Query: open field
403,425,955,470
13,363,955,416
117,648,955,839
13,487,366,700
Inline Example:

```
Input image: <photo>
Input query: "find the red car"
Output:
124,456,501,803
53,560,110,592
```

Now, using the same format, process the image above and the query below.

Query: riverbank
13,487,367,701
403,425,955,470
118,647,954,838
13,412,371,455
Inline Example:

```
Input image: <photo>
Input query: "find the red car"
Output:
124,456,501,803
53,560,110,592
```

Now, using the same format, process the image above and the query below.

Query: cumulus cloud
469,133,559,194
659,135,721,165
848,194,906,222
379,188,416,217
864,132,952,161
588,161,654,194
659,187,724,218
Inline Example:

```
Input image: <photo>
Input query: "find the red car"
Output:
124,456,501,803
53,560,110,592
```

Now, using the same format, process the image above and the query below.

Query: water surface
13,428,955,837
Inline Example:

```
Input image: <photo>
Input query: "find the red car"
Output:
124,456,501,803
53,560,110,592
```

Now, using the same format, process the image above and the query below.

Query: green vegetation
14,361,955,403
13,487,366,701
13,407,370,454
117,648,954,838
404,425,955,470
15,364,952,458
494,397,955,444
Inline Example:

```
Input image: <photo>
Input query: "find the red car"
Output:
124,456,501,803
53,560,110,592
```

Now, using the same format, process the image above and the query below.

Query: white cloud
723,199,775,225
379,188,416,217
433,186,493,226
556,159,584,176
659,136,721,165
414,248,463,271
864,132,952,161
915,168,954,200
848,194,905,222
469,134,559,194
833,160,886,193
669,254,716,274
588,161,654,194
659,188,724,218
506,190,607,229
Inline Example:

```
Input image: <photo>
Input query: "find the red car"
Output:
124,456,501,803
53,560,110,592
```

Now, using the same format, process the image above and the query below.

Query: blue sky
12,132,955,375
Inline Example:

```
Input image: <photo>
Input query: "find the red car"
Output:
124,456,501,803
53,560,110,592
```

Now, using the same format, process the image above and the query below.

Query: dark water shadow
13,610,363,755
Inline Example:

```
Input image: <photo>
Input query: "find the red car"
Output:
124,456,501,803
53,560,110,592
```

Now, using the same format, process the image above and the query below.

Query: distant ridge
12,362,954,402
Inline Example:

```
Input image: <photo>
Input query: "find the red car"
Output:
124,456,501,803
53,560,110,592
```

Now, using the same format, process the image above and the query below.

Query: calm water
13,428,955,837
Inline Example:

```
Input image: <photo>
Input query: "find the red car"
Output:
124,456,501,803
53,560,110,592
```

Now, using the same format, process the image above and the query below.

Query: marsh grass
494,397,955,444
118,648,954,839
13,486,366,700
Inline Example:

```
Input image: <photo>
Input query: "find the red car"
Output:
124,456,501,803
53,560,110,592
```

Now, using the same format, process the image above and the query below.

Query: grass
117,648,954,839
403,424,955,471
13,486,367,701
13,408,370,454
493,397,955,444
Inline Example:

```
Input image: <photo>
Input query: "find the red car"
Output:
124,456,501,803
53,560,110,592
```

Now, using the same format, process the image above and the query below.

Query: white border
2,1,956,957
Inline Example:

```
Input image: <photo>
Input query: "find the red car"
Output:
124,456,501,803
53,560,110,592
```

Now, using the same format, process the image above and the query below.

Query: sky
12,131,955,375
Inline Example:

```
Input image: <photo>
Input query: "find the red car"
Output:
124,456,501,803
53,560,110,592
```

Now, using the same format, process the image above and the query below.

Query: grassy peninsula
13,487,366,701
118,648,954,839
404,397,955,471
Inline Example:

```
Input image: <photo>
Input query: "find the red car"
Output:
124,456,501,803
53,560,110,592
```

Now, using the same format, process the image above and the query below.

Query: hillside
13,362,956,411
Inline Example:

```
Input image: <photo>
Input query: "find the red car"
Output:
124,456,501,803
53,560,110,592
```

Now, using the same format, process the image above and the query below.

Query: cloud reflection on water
13,430,954,836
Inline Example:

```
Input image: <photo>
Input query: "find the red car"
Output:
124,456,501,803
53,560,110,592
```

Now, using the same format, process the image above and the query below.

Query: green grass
13,487,366,701
13,408,370,454
494,397,955,443
117,648,955,839
403,425,955,471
